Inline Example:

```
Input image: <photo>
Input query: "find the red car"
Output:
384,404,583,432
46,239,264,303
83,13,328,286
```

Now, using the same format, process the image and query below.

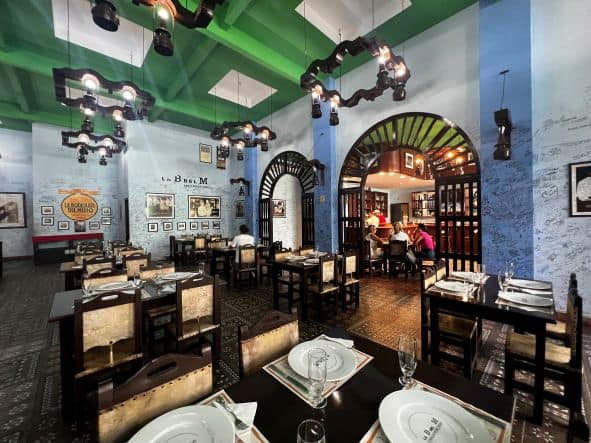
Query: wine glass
297,419,326,443
507,261,514,281
479,264,486,284
498,274,508,293
133,272,140,287
82,278,91,297
398,336,417,388
196,262,205,278
308,348,328,409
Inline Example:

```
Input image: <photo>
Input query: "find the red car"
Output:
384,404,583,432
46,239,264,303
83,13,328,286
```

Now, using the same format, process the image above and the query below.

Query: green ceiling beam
221,0,254,27
200,16,303,85
148,106,165,123
2,66,32,113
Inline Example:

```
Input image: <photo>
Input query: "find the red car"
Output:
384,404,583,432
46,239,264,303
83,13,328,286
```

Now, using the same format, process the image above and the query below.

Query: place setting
495,266,554,313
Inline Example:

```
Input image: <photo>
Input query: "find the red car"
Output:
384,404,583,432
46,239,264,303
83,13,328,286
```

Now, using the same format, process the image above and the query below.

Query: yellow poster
60,190,98,221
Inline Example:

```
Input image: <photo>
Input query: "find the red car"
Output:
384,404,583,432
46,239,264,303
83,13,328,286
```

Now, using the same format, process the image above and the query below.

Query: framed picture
74,221,86,232
58,221,69,231
188,195,220,218
177,221,186,231
148,222,158,232
101,217,111,225
201,221,209,230
146,193,175,219
405,152,414,169
41,216,54,226
101,207,111,216
212,221,220,230
0,192,27,229
569,161,591,216
235,200,245,218
216,147,226,169
199,143,212,164
89,221,100,230
272,199,286,217
190,221,199,230
163,221,173,232
41,206,54,215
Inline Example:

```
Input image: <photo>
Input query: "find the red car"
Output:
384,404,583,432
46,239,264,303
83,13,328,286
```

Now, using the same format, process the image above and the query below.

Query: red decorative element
32,233,103,243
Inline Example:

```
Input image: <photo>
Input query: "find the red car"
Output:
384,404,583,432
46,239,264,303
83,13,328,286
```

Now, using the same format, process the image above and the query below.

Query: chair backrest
274,248,292,262
343,253,357,279
74,289,142,374
123,253,151,277
85,269,128,288
317,255,337,290
139,262,175,280
75,251,103,265
209,239,228,249
194,236,207,250
176,275,217,339
238,310,299,378
118,248,144,258
238,244,257,268
389,240,408,257
84,255,114,275
97,347,213,443
566,284,583,369
434,259,447,281
299,247,314,256
421,265,437,295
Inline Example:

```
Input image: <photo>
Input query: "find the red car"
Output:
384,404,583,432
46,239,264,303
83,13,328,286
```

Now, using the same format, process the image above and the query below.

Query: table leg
533,325,545,424
429,299,440,365
224,254,231,284
64,273,74,291
300,269,309,321
272,262,279,310
58,317,74,421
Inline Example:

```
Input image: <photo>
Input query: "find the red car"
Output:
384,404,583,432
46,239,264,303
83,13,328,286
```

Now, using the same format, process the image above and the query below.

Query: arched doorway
339,112,481,271
259,151,316,248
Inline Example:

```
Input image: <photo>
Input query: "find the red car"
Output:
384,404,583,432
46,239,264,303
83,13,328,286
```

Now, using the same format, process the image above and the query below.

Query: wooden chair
338,253,360,311
274,249,305,313
420,261,479,379
139,262,175,280
309,255,339,317
546,273,578,343
123,253,151,277
505,283,583,432
388,240,408,278
362,240,385,278
83,255,114,275
299,247,314,256
118,248,144,258
75,251,103,265
238,310,299,378
84,269,128,288
97,347,213,443
192,235,207,264
208,238,228,275
233,244,258,289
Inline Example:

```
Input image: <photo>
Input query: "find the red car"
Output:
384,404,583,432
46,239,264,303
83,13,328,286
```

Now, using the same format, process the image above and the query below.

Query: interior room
0,0,589,442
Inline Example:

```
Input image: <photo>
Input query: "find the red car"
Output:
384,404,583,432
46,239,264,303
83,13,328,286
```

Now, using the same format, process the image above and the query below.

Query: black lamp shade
154,28,174,57
114,124,125,138
311,102,322,119
392,84,406,101
92,0,119,32
329,111,339,126
81,117,94,132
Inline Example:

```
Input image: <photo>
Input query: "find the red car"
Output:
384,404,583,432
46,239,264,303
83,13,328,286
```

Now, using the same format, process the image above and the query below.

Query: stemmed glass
82,279,91,297
498,274,509,293
505,261,514,281
196,262,205,278
398,336,417,388
133,272,141,287
308,348,328,409
297,419,326,443
478,264,486,284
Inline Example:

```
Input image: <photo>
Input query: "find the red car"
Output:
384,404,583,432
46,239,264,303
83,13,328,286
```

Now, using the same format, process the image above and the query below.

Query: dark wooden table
210,245,267,284
58,261,83,290
270,259,319,321
227,329,514,442
174,237,194,263
426,275,555,424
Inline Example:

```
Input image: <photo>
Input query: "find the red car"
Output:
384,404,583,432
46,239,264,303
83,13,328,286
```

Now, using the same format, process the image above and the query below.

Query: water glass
82,279,91,296
308,348,328,409
497,274,508,292
505,261,514,281
196,262,205,277
297,419,326,443
398,336,417,388
133,272,140,286
479,264,486,284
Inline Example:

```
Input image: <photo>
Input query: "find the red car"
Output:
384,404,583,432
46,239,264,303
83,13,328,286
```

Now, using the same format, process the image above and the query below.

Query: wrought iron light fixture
92,0,119,32
301,36,410,126
211,121,277,161
62,130,126,165
493,70,512,160
307,159,326,186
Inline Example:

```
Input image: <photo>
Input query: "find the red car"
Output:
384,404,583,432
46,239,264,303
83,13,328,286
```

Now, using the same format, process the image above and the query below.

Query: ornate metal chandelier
211,121,276,161
61,130,127,165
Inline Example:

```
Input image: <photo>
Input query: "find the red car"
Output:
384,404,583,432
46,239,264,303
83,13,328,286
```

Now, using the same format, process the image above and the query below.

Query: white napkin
322,336,354,349
507,286,552,296
214,402,258,438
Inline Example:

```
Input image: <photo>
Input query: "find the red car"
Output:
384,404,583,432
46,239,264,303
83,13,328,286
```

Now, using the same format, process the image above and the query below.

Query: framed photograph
177,221,187,231
199,143,212,164
570,161,591,216
41,216,54,226
101,217,111,225
212,221,221,230
190,221,199,230
405,152,414,169
0,192,27,229
148,222,158,232
272,199,286,218
235,200,245,218
216,148,226,169
188,195,220,219
58,221,69,231
89,221,100,230
163,221,173,232
146,193,175,219
74,221,86,232
201,221,209,230
101,207,111,216
41,206,54,216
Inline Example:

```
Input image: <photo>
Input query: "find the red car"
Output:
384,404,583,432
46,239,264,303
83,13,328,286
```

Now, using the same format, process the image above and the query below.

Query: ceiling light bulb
112,109,123,121
237,140,245,150
221,136,230,147
81,73,99,91
377,55,386,65
78,133,90,144
121,86,136,102
104,138,113,148
84,107,94,116
261,129,269,140
244,124,253,134
99,147,107,157
157,4,170,21
395,66,407,78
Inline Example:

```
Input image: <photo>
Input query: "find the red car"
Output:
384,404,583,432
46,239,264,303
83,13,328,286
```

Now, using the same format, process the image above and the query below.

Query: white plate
498,291,553,307
287,255,306,261
304,258,320,265
450,271,479,282
288,339,357,382
161,272,193,281
433,280,469,293
508,279,551,291
128,405,234,443
379,390,492,443
94,281,133,291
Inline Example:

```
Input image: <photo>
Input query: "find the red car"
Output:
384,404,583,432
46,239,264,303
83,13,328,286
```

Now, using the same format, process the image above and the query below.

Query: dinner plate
508,279,551,291
450,271,479,282
94,281,133,291
287,255,306,261
498,291,553,307
304,258,320,265
161,272,193,281
433,280,470,293
128,405,234,443
288,339,357,382
379,390,492,443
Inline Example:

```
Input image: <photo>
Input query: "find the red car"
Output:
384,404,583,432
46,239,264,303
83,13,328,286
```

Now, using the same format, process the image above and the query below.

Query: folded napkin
507,286,552,296
213,401,258,438
321,336,354,349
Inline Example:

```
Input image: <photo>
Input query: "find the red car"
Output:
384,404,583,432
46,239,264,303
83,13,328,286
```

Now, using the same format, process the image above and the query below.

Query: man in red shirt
376,209,387,225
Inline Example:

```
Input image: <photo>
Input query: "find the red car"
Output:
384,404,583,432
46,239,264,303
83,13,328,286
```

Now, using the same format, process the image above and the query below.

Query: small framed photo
201,221,209,230
58,220,69,231
405,152,414,169
74,221,86,232
163,221,173,231
212,221,220,230
101,207,111,216
177,221,187,231
216,148,226,169
41,206,54,215
570,161,591,216
0,192,27,228
41,216,54,226
272,199,286,218
190,221,199,230
199,143,212,164
235,200,245,218
148,222,158,232
101,217,111,225
89,221,100,230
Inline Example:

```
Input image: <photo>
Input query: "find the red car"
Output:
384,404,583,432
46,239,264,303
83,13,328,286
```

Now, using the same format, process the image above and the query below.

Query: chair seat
309,284,339,295
546,320,567,336
507,331,571,367
77,338,141,378
439,313,477,338
341,276,360,286
167,319,220,341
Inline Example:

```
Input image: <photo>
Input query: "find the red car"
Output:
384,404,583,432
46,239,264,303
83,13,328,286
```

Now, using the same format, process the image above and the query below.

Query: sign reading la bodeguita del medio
59,188,99,221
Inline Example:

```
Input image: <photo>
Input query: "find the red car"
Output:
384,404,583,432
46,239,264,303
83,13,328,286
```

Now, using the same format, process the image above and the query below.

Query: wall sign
59,189,99,221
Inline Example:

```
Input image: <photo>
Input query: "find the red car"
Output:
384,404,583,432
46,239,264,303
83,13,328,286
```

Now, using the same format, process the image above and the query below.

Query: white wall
0,128,33,257
272,174,302,250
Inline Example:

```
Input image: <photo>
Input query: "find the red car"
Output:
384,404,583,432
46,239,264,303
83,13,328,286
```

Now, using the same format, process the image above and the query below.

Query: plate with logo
288,339,357,382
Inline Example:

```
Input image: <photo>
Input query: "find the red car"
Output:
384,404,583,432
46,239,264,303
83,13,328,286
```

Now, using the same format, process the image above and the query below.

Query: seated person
390,222,409,242
365,225,383,258
366,211,379,228
413,223,436,259
377,210,387,225
230,224,255,262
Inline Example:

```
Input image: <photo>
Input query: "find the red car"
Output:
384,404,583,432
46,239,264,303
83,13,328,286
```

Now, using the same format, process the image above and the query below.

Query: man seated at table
230,224,255,262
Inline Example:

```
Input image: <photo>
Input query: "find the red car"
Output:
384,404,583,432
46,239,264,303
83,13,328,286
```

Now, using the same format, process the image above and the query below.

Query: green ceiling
0,0,477,133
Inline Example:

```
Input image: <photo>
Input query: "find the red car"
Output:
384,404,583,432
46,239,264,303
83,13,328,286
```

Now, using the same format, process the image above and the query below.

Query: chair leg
504,354,514,395
463,339,473,380
354,283,360,308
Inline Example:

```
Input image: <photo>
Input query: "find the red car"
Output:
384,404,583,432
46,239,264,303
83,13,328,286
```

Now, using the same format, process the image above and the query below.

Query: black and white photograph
405,152,414,169
570,161,591,216
101,217,111,225
146,193,175,219
188,195,221,218
41,216,54,226
101,207,111,216
89,221,100,230
272,199,286,217
201,221,209,230
41,206,54,216
212,220,220,230
74,221,86,232
199,143,212,163
57,221,69,231
235,200,245,218
163,221,173,231
190,221,199,230
148,222,158,232
177,221,186,231
0,192,27,229
216,147,226,169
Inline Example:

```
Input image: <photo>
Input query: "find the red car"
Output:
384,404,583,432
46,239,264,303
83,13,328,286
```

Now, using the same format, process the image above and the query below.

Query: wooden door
301,193,315,246
259,198,272,246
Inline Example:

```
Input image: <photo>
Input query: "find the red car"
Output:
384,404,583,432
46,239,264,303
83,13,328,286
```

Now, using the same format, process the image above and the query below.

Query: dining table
426,274,556,424
210,244,267,283
58,261,84,290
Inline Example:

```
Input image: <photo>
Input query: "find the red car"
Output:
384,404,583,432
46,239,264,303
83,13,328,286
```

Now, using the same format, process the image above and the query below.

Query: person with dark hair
414,223,435,259
230,224,255,262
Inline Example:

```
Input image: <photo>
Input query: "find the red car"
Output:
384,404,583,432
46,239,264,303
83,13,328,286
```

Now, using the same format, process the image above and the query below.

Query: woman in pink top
414,223,435,259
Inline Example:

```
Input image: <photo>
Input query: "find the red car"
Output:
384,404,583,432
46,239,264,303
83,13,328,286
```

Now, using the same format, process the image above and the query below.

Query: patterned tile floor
0,260,587,442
